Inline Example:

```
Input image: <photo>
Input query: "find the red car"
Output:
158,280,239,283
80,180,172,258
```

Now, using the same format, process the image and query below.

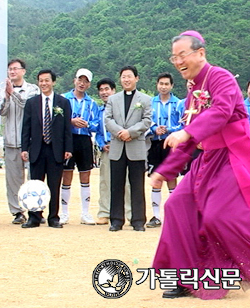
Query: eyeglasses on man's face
169,50,198,64
8,67,24,72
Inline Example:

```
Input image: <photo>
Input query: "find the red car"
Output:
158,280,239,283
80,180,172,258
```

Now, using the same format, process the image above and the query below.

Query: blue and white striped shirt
150,93,184,140
95,105,111,150
244,97,250,124
62,90,99,136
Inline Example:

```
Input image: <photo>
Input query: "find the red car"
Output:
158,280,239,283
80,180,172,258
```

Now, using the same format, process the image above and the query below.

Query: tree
8,0,250,98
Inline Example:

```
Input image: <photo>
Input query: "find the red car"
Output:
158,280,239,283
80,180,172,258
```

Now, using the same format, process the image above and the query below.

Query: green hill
9,0,98,13
8,0,250,97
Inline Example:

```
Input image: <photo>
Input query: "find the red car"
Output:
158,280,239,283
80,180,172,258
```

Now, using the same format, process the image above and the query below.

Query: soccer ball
18,180,51,212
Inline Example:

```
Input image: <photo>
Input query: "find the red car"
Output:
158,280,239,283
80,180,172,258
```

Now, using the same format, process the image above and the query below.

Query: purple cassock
152,62,250,299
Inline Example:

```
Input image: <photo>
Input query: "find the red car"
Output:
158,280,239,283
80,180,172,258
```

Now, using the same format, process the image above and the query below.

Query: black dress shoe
133,226,145,231
162,285,190,298
49,222,63,228
109,225,122,231
22,221,40,228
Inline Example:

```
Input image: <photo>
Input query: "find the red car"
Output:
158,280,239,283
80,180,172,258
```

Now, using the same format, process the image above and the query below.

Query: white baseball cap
75,68,93,82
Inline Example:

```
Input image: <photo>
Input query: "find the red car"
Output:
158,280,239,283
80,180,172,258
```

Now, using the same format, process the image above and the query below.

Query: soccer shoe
146,216,162,228
12,212,27,224
81,213,96,225
60,214,69,225
96,217,109,225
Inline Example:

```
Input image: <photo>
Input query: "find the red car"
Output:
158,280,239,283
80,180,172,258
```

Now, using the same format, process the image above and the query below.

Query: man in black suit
21,69,72,228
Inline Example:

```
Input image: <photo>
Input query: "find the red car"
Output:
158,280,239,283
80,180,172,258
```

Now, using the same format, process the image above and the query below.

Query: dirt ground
0,167,249,308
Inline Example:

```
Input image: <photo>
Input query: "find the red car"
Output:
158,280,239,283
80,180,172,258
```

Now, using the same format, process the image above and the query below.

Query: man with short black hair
105,65,152,232
146,72,182,228
95,78,131,225
21,69,72,228
95,78,116,225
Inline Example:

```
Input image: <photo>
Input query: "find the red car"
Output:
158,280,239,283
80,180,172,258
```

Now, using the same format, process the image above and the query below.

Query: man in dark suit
21,69,72,228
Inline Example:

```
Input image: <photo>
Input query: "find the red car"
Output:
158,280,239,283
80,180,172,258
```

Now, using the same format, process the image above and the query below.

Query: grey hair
172,35,205,50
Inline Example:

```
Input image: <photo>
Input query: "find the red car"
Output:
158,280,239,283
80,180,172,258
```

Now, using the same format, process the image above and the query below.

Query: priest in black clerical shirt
105,65,152,232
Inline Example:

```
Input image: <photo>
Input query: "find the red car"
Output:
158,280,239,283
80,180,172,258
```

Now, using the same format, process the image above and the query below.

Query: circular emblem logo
92,259,133,299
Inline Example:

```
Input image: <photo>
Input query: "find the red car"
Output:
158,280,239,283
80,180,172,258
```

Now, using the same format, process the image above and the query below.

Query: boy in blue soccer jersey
60,68,99,225
147,72,183,228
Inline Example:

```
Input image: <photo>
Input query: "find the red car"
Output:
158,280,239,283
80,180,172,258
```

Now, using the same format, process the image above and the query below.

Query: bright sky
0,0,7,83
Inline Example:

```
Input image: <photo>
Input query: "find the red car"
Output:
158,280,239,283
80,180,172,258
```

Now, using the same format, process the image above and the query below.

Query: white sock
151,188,161,219
80,183,90,214
169,188,175,194
61,184,71,216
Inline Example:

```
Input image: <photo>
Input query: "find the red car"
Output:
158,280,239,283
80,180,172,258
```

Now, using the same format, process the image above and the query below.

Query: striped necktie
43,97,52,144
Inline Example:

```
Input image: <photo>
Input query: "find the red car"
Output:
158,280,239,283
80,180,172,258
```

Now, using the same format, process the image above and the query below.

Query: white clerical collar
124,89,136,95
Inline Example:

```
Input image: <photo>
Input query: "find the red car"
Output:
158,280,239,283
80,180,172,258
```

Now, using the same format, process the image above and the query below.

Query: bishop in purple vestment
151,30,250,300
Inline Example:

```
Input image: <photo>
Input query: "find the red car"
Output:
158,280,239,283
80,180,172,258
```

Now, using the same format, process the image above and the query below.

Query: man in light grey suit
105,65,152,231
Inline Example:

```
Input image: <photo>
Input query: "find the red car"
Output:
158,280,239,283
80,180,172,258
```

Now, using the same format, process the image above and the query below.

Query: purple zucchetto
180,30,205,44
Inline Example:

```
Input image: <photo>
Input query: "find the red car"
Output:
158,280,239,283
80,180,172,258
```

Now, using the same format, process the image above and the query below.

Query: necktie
43,97,52,144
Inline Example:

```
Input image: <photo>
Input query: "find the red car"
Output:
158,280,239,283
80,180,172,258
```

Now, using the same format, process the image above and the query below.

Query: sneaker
96,217,109,225
146,216,161,228
60,214,69,225
12,212,27,224
81,213,95,225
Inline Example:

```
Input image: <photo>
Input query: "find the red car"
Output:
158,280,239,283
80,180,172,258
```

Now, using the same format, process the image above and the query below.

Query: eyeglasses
8,67,24,72
169,50,197,64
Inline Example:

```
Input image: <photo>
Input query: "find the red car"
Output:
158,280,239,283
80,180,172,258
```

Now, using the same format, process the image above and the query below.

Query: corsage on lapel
53,106,64,117
193,90,211,110
134,102,143,110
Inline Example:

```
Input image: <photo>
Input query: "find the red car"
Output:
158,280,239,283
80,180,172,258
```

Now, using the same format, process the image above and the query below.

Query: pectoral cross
183,106,198,125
